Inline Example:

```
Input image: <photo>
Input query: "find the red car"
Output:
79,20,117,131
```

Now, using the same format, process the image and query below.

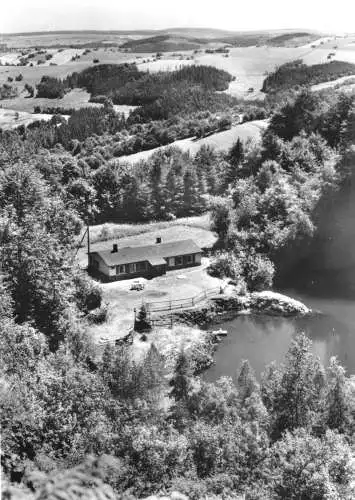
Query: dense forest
262,59,355,93
2,54,355,499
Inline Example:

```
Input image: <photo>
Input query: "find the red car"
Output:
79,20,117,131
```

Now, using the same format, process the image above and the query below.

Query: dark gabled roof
91,239,202,267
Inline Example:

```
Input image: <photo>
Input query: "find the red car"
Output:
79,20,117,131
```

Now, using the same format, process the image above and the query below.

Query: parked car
130,280,145,291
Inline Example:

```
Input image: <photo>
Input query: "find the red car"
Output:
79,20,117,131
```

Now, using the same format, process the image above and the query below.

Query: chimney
156,237,161,244
112,243,118,253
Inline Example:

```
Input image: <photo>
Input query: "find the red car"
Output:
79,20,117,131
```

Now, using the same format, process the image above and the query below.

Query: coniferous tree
237,359,259,403
164,167,184,216
325,357,351,434
270,334,323,439
141,344,167,403
183,168,204,215
170,351,193,402
149,162,165,219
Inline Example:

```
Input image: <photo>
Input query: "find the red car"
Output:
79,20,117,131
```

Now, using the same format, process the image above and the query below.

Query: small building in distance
88,238,202,282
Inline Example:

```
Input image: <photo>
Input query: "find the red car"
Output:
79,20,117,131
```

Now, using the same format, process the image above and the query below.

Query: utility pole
87,223,90,270
87,205,92,271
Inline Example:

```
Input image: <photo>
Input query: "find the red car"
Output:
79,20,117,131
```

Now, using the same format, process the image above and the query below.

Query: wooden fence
144,285,224,315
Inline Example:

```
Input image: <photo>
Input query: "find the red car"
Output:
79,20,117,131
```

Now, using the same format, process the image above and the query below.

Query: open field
0,108,55,130
312,74,355,92
0,88,98,113
1,31,148,49
194,47,315,97
118,119,268,164
134,47,318,99
128,40,355,100
86,213,212,244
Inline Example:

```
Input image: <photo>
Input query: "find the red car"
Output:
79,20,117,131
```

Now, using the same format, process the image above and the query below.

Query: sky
1,0,355,34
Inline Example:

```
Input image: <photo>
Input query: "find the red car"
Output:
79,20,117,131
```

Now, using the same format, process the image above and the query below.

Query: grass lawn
86,213,211,242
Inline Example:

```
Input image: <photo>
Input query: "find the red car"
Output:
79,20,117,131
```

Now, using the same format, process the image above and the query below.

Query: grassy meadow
117,119,268,164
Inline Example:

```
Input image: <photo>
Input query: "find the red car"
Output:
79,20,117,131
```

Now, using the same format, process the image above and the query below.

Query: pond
204,290,355,382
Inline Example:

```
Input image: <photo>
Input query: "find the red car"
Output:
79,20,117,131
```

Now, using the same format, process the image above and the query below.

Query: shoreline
134,289,314,374
152,289,313,329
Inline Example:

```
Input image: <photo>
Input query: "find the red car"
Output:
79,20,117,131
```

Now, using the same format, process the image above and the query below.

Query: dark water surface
204,290,355,382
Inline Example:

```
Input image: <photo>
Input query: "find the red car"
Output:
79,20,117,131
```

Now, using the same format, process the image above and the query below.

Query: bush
74,273,102,313
24,83,34,97
208,251,243,282
208,251,274,292
15,74,23,81
134,304,151,332
36,75,66,99
243,253,275,291
0,83,18,99
87,306,107,324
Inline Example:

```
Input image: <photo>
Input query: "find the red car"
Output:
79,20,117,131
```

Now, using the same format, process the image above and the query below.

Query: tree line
263,59,355,93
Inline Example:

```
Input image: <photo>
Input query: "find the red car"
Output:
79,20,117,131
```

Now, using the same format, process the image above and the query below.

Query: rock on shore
249,291,311,316
164,289,312,327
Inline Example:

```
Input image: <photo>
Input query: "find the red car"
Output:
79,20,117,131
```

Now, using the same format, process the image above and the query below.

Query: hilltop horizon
3,0,355,35
0,26,331,37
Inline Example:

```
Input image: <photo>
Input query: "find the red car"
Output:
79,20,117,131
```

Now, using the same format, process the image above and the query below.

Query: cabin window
116,264,125,275
175,256,183,266
129,263,137,273
186,254,194,263
137,262,147,271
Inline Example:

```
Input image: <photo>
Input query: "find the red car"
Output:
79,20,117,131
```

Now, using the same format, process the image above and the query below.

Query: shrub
24,83,34,97
134,304,151,332
87,306,107,324
36,75,66,99
0,83,18,99
243,253,275,291
74,273,102,313
208,251,243,282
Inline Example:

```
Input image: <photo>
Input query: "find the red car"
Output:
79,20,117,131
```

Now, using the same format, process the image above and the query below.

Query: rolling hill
120,34,204,52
